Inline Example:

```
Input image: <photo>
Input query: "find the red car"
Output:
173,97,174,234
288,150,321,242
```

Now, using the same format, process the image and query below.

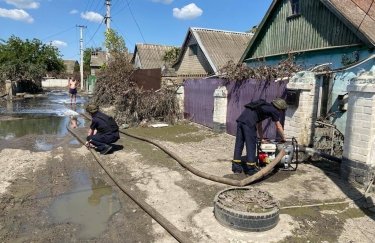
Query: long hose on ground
120,129,286,187
67,125,191,243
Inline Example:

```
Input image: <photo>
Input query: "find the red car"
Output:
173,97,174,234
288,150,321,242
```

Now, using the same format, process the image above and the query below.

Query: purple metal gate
184,79,225,128
226,79,288,138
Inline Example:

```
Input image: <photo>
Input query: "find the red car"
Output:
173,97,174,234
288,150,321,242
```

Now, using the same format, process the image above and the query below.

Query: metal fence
184,79,225,128
183,78,288,137
226,79,288,138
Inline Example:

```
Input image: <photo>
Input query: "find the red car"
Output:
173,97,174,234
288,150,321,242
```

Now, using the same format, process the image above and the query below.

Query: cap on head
271,98,287,110
85,104,99,113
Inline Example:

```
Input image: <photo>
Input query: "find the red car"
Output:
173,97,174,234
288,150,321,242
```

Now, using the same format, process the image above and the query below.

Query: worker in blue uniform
232,98,287,174
85,104,120,155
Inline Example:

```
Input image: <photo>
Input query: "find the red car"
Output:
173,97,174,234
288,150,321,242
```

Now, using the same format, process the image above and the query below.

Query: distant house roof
321,0,375,46
90,51,106,67
131,44,178,69
174,27,253,74
240,0,375,62
63,60,77,74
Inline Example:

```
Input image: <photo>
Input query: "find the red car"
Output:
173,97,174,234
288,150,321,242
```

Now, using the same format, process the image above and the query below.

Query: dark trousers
87,133,119,152
233,122,257,163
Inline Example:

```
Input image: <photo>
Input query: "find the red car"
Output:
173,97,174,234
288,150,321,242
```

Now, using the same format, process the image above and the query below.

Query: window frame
288,0,301,19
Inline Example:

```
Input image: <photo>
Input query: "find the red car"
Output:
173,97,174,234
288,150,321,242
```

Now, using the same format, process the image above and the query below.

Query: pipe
67,126,191,243
298,146,342,163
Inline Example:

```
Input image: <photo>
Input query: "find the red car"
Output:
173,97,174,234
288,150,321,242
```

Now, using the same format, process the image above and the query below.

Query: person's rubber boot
244,162,258,175
100,145,112,155
231,160,243,174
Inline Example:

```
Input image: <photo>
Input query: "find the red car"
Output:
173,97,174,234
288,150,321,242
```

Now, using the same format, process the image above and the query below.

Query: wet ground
1,90,375,242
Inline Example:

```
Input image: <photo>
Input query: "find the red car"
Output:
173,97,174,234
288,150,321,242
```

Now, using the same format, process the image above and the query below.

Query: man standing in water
67,77,77,104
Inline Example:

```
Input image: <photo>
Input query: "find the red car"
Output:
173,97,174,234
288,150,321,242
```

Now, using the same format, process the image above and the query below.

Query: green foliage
104,29,127,54
0,35,65,82
162,47,181,66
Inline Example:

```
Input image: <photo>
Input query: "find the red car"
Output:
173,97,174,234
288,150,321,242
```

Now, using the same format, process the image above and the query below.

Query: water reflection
49,171,121,239
0,115,68,139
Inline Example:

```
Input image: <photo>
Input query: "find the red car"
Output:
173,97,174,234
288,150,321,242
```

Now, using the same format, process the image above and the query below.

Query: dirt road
1,117,375,242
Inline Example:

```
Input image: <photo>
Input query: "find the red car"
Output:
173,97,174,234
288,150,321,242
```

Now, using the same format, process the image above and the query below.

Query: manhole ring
213,187,280,232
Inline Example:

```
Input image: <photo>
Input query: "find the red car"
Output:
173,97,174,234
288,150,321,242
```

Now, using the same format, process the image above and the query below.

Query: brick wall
284,71,319,146
341,67,375,184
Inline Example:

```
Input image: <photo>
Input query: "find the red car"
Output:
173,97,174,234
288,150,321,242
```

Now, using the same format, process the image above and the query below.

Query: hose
67,125,192,243
298,146,342,163
120,129,286,187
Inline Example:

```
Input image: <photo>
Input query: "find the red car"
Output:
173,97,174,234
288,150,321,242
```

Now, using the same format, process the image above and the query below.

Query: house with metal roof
90,51,107,75
131,43,178,69
173,27,253,80
240,0,375,135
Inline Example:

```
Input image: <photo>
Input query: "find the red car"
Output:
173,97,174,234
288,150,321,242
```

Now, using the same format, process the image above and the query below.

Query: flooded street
0,90,154,242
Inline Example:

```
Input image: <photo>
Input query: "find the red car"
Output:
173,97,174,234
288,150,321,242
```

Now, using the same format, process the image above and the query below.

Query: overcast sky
0,0,272,61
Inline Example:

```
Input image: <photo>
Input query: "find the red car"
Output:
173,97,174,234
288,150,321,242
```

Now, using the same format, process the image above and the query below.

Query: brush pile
91,53,180,126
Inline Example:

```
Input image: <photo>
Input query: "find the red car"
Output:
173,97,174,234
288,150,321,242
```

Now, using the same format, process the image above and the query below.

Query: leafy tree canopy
163,47,180,66
0,35,65,82
104,29,127,54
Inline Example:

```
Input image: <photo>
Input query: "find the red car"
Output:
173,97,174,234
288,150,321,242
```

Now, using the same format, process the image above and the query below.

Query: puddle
0,90,88,141
49,170,121,239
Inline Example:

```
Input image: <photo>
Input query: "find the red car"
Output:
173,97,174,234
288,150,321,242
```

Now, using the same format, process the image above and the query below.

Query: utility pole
104,0,111,61
77,25,87,91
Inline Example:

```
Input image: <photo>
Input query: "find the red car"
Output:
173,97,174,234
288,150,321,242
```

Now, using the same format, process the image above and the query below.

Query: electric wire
124,0,146,42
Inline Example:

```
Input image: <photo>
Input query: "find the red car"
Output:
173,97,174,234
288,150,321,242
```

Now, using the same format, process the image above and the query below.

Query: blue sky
0,0,272,61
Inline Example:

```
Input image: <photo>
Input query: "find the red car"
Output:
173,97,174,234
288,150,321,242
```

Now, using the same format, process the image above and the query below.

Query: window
290,0,300,16
189,44,198,56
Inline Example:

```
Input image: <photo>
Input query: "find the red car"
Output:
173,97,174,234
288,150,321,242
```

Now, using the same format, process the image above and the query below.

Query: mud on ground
1,119,375,242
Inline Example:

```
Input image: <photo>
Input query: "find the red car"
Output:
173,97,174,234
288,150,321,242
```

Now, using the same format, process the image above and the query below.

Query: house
131,43,179,88
131,43,177,69
173,27,253,81
239,0,375,184
63,60,78,75
90,51,107,75
240,0,375,135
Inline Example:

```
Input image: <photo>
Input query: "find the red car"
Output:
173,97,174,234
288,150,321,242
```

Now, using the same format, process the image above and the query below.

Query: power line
85,19,105,47
125,0,146,42
41,26,76,42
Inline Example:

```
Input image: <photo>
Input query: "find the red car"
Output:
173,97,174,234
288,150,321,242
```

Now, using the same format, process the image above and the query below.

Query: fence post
5,80,15,100
176,85,184,117
213,86,228,133
341,66,375,185
284,71,319,146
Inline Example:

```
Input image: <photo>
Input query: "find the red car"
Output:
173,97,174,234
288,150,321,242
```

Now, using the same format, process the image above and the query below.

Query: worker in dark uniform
85,104,120,155
232,98,287,174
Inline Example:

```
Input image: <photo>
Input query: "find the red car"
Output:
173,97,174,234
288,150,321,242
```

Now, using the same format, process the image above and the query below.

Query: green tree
163,47,180,66
0,35,65,82
104,29,127,54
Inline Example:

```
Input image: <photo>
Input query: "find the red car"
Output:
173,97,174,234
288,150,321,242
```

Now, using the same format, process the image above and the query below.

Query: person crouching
85,104,120,155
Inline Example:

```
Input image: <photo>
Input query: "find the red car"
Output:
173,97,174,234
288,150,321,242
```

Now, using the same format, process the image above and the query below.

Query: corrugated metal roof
173,28,251,73
132,44,177,69
191,28,253,72
321,0,375,46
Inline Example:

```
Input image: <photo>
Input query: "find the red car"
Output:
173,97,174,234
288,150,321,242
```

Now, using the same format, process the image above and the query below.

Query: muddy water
0,90,123,240
49,170,121,239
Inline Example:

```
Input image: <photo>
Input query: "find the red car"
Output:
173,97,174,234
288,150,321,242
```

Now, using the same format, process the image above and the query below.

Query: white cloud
69,9,78,14
5,0,40,9
152,0,173,4
80,11,103,23
173,3,202,20
51,40,67,48
0,8,33,23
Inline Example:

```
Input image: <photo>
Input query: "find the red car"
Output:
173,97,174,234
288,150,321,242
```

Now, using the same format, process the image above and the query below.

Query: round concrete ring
213,187,279,232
